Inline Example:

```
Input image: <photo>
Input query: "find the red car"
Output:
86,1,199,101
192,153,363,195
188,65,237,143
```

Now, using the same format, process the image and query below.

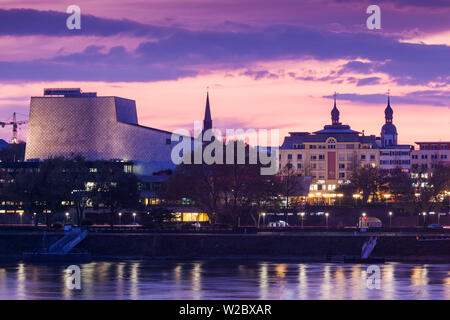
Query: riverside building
280,95,379,202
411,142,450,172
21,88,212,222
377,94,412,171
25,88,178,176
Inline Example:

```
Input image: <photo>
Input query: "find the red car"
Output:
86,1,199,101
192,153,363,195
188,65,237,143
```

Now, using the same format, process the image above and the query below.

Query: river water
0,261,448,299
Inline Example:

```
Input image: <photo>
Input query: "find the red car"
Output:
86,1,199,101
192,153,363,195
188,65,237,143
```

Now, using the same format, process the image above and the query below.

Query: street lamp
300,212,305,229
19,212,23,225
133,212,137,224
325,212,329,228
388,211,393,228
429,212,436,224
65,212,69,224
118,212,122,225
360,212,367,229
353,194,360,207
315,193,322,205
384,194,391,208
422,212,426,226
337,194,343,206
262,212,266,227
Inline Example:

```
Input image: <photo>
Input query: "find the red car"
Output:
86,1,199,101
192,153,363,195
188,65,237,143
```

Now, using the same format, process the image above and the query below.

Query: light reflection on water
0,261,448,300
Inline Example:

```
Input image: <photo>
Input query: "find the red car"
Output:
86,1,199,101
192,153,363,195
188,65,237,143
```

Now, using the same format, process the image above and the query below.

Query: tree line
0,156,140,226
336,164,450,214
162,141,308,225
0,142,448,227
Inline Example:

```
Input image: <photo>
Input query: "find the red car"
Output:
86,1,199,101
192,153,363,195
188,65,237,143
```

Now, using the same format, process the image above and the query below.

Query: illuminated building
25,88,178,176
377,94,412,171
280,95,379,199
411,142,450,172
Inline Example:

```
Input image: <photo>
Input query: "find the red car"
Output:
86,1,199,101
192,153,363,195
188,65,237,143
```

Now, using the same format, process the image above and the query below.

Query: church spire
203,88,212,132
385,89,393,123
331,92,340,125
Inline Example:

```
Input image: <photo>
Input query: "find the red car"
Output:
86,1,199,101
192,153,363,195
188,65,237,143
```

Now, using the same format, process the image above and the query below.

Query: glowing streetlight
337,193,343,206
300,212,305,228
133,212,137,224
19,212,23,225
422,212,427,226
325,212,329,228
384,194,391,208
118,212,122,225
388,211,393,228
65,212,69,223
353,194,360,207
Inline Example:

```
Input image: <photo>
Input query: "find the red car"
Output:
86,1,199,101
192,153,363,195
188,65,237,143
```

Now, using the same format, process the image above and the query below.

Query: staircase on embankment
48,228,88,254
361,236,377,259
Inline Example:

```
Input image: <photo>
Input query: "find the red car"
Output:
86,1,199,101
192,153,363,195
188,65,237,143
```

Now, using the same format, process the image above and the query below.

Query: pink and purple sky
0,0,449,145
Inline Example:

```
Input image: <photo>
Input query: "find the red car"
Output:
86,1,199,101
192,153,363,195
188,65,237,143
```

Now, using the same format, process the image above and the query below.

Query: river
0,261,448,299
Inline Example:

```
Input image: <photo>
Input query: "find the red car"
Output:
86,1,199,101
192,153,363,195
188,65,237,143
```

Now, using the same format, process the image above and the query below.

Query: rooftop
43,88,97,97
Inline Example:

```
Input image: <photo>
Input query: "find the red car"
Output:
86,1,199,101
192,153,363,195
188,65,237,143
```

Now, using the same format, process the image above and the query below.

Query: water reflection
298,264,307,299
258,262,268,300
334,266,345,300
320,264,331,299
190,262,202,299
382,263,395,299
16,263,26,299
0,261,448,300
410,265,429,300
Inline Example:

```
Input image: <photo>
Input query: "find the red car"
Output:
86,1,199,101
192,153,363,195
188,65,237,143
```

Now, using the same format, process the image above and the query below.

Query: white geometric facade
25,94,177,176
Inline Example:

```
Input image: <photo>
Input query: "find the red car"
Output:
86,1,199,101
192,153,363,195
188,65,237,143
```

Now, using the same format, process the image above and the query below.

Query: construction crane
0,112,28,144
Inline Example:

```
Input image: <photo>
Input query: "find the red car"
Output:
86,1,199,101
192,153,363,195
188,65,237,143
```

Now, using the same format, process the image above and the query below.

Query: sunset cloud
0,3,448,144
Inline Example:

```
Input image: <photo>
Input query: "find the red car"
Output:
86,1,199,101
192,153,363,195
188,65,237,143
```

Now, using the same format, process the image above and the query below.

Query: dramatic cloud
357,77,383,86
0,8,176,37
0,2,448,144
338,61,376,75
334,0,450,8
240,70,280,80
324,90,450,107
1,14,449,86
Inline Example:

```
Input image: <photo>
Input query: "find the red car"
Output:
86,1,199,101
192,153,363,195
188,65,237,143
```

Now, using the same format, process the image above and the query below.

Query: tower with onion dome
381,91,398,147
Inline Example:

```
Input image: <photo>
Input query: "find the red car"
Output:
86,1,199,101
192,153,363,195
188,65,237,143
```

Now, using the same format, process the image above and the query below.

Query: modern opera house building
25,88,177,176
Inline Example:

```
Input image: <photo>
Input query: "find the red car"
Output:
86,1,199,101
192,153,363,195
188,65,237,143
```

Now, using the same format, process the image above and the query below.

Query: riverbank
1,231,449,263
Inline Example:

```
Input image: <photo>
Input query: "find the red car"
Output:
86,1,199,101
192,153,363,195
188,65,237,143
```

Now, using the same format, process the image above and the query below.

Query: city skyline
0,1,449,144
0,0,449,305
